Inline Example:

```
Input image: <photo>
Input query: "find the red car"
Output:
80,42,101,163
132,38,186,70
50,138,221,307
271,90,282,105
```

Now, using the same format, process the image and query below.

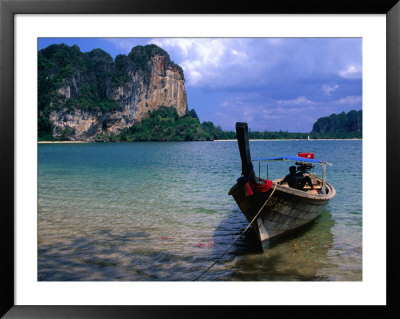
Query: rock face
39,44,188,141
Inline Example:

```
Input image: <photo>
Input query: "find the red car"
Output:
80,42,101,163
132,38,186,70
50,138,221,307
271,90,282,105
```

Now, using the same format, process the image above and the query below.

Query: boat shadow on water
210,208,336,281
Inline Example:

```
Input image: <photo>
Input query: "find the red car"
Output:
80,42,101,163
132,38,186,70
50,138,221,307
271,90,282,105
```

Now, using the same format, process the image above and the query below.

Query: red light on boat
298,152,314,159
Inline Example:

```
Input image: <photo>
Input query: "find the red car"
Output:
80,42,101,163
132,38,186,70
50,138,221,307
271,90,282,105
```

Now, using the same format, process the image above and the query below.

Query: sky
38,37,362,132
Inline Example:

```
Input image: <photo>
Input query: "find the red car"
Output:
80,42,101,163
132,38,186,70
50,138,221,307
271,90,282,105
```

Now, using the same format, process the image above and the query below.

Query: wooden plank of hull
229,181,335,244
257,194,327,241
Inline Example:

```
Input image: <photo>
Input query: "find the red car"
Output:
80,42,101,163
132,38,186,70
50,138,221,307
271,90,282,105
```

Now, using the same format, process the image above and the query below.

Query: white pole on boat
322,163,327,194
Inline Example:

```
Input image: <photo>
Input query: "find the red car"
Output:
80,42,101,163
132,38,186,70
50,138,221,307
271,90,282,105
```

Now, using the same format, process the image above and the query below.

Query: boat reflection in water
217,208,336,281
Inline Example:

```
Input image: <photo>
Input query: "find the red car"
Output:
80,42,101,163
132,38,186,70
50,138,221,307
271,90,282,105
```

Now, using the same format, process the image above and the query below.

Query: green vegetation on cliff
222,110,362,140
92,108,361,142
214,110,362,140
312,110,362,136
38,44,120,137
111,44,183,87
96,107,223,142
38,43,184,139
38,44,362,142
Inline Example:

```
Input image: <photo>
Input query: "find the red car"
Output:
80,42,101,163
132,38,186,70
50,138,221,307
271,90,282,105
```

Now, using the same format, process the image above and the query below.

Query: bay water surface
38,140,362,281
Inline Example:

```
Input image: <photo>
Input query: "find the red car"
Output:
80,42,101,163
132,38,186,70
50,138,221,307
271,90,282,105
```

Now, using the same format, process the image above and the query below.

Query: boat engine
296,152,315,175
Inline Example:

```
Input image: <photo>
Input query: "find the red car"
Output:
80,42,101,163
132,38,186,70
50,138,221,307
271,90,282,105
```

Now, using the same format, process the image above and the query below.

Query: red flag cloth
245,179,273,197
244,182,254,197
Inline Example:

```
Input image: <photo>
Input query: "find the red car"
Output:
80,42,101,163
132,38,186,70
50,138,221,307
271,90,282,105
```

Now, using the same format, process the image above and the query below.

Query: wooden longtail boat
228,122,336,249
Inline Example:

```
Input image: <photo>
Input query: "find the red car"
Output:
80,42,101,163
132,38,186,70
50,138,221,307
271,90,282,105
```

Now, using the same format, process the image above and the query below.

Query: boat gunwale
249,154,336,200
271,178,336,201
229,178,336,201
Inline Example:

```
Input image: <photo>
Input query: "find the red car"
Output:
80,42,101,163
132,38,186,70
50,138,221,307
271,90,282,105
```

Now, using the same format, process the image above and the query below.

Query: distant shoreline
214,138,362,141
38,141,88,144
38,138,362,143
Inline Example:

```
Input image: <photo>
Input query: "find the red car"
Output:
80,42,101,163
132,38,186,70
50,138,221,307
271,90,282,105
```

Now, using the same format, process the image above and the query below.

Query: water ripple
38,141,362,281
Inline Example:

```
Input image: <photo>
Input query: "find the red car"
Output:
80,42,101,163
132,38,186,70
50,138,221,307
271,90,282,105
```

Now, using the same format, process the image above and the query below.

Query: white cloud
267,106,316,114
151,38,197,57
231,49,247,57
263,114,281,120
338,65,362,79
206,92,358,132
261,109,280,120
243,107,255,122
322,84,339,96
218,92,262,109
106,38,362,93
336,96,362,105
149,38,236,87
275,96,315,107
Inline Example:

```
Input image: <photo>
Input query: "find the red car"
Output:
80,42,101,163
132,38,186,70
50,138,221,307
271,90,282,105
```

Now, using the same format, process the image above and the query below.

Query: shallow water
38,140,362,281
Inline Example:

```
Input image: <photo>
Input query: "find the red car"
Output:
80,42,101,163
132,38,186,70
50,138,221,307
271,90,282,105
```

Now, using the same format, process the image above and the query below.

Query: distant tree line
89,108,361,142
311,110,362,136
39,102,362,142
215,110,362,140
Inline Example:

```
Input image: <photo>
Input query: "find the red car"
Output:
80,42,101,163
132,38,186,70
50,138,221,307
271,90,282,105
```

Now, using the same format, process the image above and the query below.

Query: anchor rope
193,182,278,281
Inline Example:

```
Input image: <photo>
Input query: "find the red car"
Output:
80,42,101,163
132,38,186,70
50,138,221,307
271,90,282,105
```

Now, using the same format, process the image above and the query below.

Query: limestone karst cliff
38,44,188,141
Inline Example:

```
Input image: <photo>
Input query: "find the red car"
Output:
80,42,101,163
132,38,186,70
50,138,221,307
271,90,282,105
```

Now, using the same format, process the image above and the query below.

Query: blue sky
38,37,362,132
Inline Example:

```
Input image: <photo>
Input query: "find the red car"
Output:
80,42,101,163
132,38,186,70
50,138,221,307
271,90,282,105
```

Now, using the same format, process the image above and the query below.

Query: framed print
1,0,399,318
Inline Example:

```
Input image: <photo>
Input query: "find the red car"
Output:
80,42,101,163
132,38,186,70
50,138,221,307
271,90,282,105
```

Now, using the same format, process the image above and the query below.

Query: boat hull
229,181,336,248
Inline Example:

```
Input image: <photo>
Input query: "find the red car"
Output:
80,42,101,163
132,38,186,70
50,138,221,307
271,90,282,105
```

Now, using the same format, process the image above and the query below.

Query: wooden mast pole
235,122,256,183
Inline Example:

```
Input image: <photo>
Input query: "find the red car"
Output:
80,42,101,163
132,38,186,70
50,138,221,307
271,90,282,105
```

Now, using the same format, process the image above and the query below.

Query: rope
193,182,278,281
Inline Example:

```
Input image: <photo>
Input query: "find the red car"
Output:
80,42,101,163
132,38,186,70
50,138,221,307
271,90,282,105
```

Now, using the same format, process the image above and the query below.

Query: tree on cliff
38,43,187,141
113,106,212,142
38,44,119,139
311,110,362,134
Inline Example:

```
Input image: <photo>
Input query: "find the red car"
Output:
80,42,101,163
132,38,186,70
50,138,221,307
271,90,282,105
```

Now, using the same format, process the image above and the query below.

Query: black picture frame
1,0,399,318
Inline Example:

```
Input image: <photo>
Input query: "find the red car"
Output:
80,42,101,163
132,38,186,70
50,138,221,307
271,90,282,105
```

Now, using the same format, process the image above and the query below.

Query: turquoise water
38,140,362,281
